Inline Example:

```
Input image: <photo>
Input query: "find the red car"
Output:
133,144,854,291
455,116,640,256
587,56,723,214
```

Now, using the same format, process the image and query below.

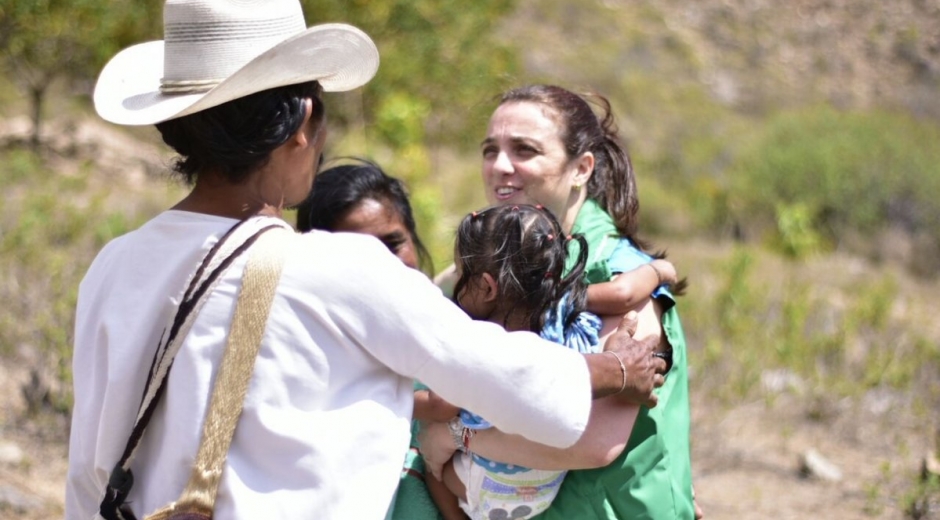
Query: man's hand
417,420,458,480
604,311,667,408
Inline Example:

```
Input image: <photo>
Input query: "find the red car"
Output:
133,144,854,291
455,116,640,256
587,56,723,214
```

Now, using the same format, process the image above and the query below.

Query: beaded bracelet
461,425,475,451
604,350,628,394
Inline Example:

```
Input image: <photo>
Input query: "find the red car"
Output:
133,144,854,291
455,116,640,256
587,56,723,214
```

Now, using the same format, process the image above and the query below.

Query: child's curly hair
453,204,589,333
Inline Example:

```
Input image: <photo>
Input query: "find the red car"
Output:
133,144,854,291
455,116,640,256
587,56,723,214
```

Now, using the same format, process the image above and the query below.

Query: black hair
155,81,324,185
295,158,433,273
498,85,687,295
453,204,589,333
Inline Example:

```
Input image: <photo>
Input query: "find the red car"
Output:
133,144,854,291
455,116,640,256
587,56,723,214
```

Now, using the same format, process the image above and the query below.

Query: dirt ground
690,391,935,519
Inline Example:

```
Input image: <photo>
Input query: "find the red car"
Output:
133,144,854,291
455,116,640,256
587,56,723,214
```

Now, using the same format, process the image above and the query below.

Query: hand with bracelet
586,309,667,407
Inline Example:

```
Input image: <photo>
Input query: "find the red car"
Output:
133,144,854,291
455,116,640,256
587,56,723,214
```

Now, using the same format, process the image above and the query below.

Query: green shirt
539,199,695,519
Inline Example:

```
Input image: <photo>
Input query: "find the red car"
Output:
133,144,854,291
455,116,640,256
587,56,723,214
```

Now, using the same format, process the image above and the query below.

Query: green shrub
680,244,938,404
725,107,940,261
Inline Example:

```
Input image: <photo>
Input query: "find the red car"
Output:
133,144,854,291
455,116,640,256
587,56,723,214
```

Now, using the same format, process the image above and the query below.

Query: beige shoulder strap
146,227,292,520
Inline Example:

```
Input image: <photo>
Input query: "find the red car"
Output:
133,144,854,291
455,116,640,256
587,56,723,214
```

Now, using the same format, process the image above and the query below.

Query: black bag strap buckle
100,464,136,520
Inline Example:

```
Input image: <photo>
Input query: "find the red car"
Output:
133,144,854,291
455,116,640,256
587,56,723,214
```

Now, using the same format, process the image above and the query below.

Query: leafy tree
303,0,520,265
1,0,520,266
306,0,518,150
0,0,163,149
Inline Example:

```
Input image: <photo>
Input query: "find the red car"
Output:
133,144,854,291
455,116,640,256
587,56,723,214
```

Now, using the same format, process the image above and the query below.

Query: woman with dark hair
423,85,698,519
296,159,450,519
66,3,666,519
296,158,432,273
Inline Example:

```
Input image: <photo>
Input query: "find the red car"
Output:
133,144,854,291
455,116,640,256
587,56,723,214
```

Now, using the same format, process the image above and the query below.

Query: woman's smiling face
480,101,592,231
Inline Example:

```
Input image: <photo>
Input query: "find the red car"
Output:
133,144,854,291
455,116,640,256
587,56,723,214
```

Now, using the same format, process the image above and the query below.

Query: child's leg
427,458,468,520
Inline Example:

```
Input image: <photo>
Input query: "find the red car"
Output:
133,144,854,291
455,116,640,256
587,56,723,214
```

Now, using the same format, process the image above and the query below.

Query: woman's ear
572,151,595,187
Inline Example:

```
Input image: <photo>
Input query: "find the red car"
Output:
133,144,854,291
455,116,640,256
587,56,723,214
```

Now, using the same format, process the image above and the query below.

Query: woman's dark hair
295,158,432,273
453,204,589,333
155,81,324,185
498,85,687,295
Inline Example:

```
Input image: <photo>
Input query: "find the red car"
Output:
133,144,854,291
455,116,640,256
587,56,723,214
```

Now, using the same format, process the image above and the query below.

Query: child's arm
586,259,677,316
413,389,461,423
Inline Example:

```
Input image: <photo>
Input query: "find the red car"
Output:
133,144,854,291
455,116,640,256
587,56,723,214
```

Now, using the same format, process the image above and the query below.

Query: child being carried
427,204,674,520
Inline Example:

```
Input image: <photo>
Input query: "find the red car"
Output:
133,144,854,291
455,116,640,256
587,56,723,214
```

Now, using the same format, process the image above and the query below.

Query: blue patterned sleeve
460,409,493,429
540,293,603,354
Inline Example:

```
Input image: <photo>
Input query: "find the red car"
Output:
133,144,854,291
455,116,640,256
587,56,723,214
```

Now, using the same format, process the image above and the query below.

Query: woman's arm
586,259,676,316
596,298,661,347
479,302,663,468
469,396,638,471
419,303,666,479
419,396,638,478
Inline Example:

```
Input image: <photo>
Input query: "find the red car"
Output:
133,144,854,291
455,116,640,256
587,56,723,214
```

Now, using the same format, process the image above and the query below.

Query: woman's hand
418,420,458,480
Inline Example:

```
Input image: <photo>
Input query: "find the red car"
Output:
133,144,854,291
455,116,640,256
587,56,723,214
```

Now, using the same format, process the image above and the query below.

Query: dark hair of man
453,204,590,333
295,158,433,273
155,81,324,185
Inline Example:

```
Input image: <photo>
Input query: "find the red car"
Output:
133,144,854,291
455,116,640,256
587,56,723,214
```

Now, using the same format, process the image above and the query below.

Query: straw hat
94,0,379,126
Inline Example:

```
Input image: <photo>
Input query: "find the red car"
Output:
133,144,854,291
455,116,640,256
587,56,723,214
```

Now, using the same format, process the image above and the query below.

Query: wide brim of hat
94,23,379,126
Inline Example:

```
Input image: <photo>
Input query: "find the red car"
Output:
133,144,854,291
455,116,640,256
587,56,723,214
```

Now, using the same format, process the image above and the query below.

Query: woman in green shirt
424,85,699,519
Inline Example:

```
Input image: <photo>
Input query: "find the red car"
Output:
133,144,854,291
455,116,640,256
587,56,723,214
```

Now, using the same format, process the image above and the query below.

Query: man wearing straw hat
65,1,667,518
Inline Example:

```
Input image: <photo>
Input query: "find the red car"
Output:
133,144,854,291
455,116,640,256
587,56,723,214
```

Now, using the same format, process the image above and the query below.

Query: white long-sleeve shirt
66,211,592,519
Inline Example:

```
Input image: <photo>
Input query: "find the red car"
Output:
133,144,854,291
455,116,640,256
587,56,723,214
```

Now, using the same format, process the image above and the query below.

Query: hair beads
453,204,590,333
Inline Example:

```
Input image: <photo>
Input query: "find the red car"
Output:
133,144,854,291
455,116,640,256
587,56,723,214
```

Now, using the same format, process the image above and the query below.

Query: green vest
539,199,695,519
